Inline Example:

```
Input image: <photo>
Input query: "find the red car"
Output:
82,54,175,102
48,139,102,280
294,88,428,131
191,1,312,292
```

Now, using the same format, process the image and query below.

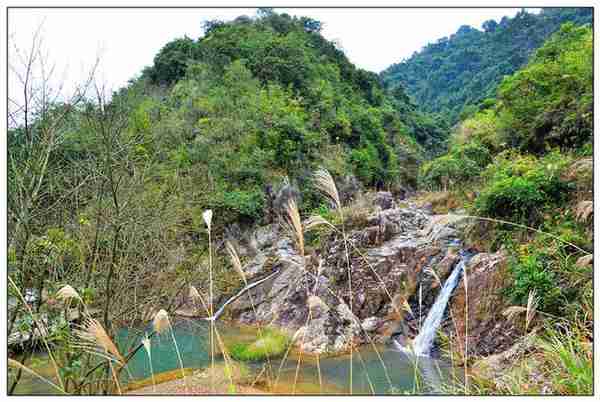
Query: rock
435,251,459,282
373,191,395,210
361,316,381,332
338,175,362,205
336,302,359,324
473,331,544,392
576,254,593,268
420,213,471,245
366,207,429,241
307,295,329,317
448,251,520,357
293,302,360,355
264,180,301,224
254,224,279,250
422,202,434,215
242,253,269,279
225,198,519,358
474,331,537,373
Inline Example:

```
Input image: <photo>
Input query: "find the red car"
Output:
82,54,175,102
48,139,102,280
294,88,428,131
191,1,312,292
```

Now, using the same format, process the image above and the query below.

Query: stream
12,318,461,395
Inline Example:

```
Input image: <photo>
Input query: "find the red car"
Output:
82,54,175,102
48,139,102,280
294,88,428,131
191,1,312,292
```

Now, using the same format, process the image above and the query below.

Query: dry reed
226,241,247,285
74,318,124,364
283,198,304,256
313,168,342,210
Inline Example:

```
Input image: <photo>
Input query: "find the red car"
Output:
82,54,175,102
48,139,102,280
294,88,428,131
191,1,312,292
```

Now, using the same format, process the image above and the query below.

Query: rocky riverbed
188,192,522,359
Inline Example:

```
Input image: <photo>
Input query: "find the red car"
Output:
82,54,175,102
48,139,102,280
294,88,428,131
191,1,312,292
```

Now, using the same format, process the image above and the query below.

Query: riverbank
126,368,267,395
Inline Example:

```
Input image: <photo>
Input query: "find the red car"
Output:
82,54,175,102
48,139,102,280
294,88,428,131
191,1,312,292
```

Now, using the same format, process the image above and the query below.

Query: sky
8,7,537,101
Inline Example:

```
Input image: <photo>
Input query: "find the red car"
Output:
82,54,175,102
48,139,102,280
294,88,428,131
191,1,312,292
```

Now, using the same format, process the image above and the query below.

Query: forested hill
380,7,592,124
138,8,448,155
107,9,448,224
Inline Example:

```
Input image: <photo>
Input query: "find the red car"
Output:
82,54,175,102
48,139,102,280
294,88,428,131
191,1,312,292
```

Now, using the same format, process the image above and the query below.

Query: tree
482,19,498,32
7,24,98,394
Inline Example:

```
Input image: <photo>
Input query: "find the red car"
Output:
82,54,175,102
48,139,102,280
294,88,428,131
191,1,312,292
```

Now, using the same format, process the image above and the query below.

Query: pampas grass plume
153,309,171,335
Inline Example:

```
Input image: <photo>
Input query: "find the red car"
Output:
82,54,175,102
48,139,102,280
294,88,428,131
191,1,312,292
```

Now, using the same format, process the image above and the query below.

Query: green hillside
121,9,448,223
381,7,592,123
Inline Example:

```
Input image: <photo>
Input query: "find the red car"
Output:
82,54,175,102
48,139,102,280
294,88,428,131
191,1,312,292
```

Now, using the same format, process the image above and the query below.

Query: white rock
361,316,381,332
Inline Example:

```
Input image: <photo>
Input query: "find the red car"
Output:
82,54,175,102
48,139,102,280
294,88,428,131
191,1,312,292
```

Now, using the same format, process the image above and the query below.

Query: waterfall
204,269,280,321
411,253,471,356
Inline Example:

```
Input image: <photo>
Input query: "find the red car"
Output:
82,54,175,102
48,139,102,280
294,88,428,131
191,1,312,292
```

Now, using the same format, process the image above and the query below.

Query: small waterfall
411,253,471,356
204,269,280,321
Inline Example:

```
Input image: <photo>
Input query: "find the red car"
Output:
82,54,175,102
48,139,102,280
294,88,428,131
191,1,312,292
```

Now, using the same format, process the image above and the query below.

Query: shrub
204,187,266,228
349,144,383,186
419,142,491,190
452,141,492,168
506,250,561,312
229,329,290,361
475,176,546,223
452,110,502,152
474,151,572,224
504,209,590,317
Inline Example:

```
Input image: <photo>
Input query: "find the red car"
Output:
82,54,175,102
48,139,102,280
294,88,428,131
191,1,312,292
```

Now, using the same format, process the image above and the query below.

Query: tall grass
539,326,592,395
74,318,124,365
203,209,216,393
312,168,354,393
282,198,304,256
141,333,156,393
153,309,188,393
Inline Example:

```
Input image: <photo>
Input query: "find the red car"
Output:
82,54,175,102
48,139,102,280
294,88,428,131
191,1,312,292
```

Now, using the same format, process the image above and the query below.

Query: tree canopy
381,7,592,124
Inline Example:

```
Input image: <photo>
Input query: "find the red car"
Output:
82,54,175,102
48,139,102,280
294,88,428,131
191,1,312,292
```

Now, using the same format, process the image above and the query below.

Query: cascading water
205,269,281,321
411,252,473,356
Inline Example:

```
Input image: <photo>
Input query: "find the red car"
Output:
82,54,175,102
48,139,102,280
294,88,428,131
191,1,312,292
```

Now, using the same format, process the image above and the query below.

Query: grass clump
229,329,290,362
538,326,592,395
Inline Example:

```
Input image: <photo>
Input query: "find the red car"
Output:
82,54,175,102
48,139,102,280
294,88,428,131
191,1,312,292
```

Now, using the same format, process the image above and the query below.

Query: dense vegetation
381,7,592,123
113,9,450,225
6,9,448,394
7,7,593,396
419,22,593,394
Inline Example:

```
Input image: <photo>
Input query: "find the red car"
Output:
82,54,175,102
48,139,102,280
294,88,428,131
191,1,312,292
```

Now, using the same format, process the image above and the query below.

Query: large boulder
448,251,520,358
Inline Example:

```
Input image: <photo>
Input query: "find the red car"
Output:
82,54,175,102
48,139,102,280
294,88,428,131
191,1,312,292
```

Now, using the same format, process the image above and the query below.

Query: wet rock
435,251,459,282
